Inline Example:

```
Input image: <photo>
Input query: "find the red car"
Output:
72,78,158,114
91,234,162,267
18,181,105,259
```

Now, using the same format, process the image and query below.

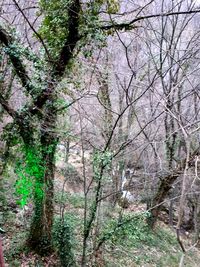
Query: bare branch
12,0,51,61
101,9,200,30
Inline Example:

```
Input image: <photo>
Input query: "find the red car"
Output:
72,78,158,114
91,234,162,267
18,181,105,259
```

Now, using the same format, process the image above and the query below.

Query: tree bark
147,171,181,228
28,101,57,254
27,144,56,254
148,148,199,229
0,238,5,267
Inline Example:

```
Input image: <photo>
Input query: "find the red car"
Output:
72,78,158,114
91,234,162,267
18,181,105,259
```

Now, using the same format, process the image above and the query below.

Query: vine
93,150,112,181
15,146,45,207
38,0,74,58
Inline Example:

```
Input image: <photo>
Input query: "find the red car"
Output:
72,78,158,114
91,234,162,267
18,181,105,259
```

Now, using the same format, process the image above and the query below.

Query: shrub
53,214,77,267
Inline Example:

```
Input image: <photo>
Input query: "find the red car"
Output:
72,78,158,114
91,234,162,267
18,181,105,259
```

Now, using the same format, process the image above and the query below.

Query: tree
0,0,81,254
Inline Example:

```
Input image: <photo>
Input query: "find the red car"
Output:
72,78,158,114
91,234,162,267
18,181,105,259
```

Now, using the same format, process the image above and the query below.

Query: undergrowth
101,212,197,266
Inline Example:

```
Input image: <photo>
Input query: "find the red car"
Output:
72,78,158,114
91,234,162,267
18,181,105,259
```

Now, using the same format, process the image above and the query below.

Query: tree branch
0,26,33,94
31,0,81,113
12,0,51,61
0,94,17,118
101,9,200,30
52,0,81,78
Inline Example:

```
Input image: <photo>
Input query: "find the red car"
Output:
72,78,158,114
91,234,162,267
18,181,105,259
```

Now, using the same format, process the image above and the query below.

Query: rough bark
27,90,57,254
28,138,56,254
148,149,199,229
0,238,5,267
147,171,181,228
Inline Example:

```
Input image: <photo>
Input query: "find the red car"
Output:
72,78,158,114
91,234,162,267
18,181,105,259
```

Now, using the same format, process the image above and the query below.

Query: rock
118,190,135,209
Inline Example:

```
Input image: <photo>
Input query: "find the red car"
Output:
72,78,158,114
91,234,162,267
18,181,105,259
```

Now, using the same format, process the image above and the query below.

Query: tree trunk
0,238,5,267
194,196,200,245
147,171,180,228
28,139,57,254
28,105,57,254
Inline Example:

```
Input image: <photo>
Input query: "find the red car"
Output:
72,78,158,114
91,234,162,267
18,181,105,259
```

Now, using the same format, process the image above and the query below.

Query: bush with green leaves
53,214,77,267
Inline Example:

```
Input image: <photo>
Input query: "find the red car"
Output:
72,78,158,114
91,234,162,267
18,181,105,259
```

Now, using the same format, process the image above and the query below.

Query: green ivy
3,39,47,97
38,0,119,60
15,146,45,207
53,214,77,266
38,0,73,58
93,150,112,180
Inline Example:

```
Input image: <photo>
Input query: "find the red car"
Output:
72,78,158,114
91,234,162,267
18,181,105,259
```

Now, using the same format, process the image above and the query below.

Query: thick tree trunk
148,148,199,229
147,171,180,228
28,139,56,254
28,104,57,254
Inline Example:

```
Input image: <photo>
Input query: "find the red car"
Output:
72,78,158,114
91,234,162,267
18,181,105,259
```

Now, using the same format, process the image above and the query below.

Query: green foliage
38,0,73,58
101,212,181,266
106,0,120,13
86,0,119,15
53,214,77,266
93,150,112,180
79,3,106,57
84,151,113,234
54,97,68,111
38,0,120,61
2,122,21,147
103,212,178,249
15,146,44,207
3,39,47,97
67,193,85,208
55,191,85,209
101,212,151,246
4,42,40,64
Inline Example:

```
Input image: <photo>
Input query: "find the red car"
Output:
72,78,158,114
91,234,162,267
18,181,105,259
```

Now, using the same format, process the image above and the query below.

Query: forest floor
2,195,200,267
2,149,200,266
